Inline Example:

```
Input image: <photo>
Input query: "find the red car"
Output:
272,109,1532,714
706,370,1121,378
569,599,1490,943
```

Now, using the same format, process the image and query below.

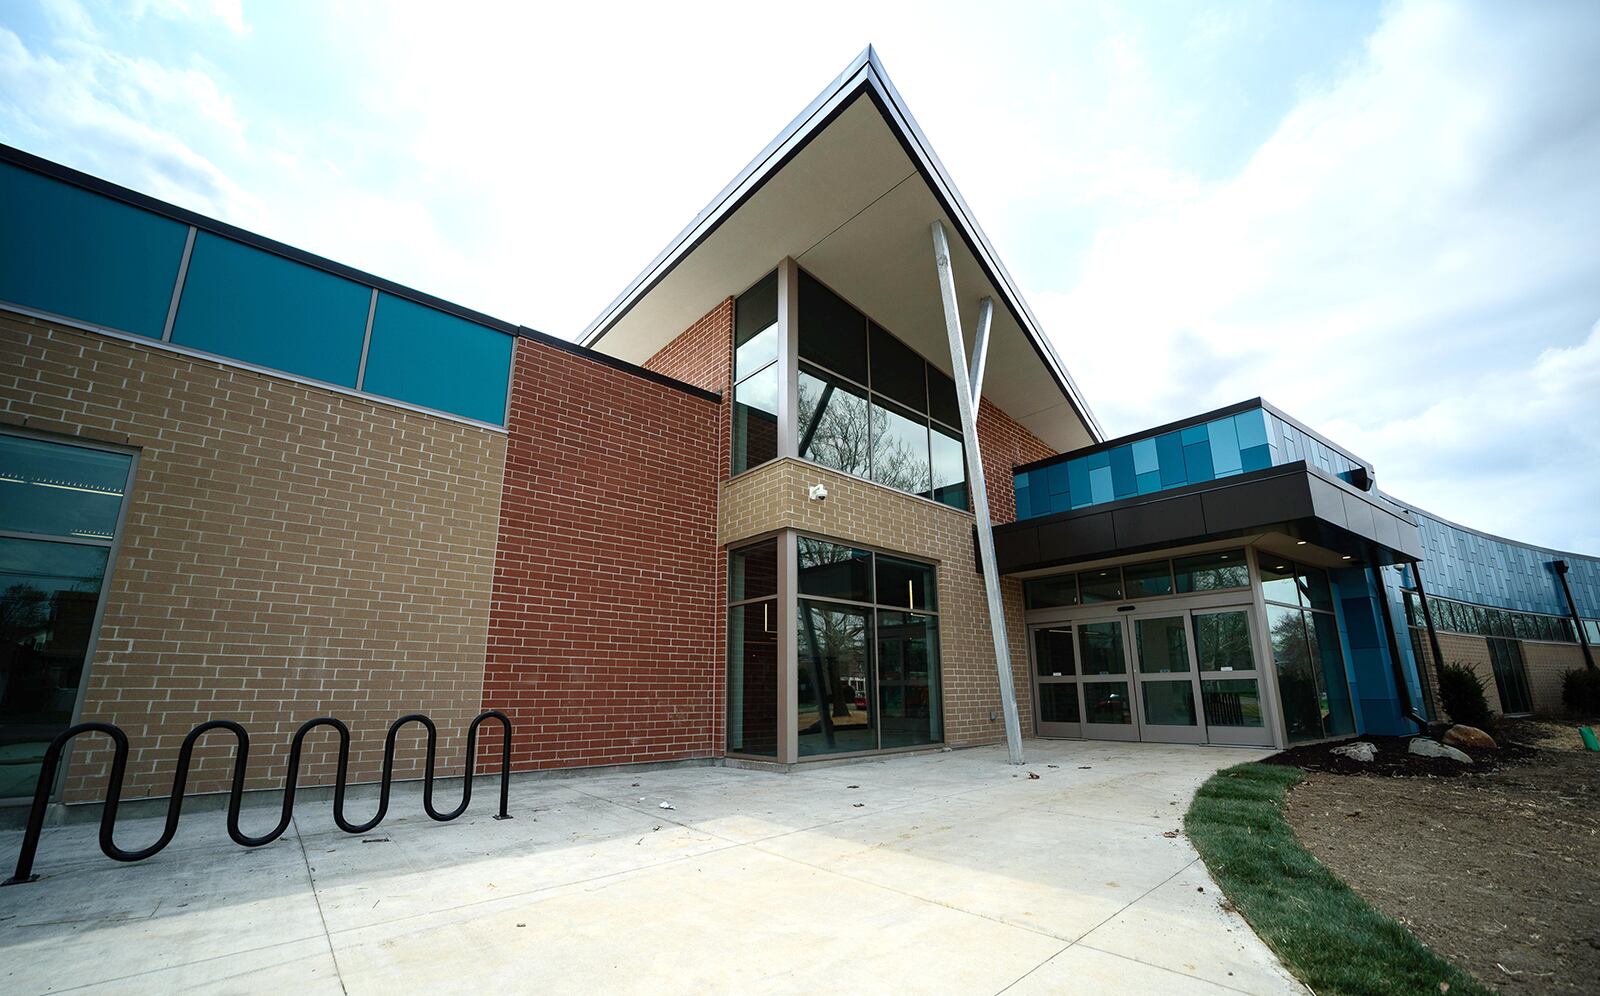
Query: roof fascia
579,46,1106,443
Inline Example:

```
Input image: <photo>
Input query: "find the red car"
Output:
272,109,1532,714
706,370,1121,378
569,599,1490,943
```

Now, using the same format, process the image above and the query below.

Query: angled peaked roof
581,46,1104,451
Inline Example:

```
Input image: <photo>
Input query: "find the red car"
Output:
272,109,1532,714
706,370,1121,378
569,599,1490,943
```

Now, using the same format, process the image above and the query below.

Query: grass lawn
1185,762,1492,996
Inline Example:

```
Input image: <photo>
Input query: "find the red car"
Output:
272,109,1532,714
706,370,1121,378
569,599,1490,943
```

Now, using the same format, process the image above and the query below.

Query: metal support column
931,220,1023,765
1554,560,1597,671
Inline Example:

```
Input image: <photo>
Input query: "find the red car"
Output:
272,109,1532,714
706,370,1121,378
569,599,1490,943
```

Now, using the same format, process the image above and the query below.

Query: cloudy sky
4,0,1598,551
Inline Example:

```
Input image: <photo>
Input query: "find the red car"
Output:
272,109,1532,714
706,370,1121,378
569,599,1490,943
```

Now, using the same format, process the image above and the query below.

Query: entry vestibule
1023,547,1284,748
1029,601,1274,747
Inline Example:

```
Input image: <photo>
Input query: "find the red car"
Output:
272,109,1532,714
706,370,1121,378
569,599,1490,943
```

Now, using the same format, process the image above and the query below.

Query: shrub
1561,666,1600,717
1438,661,1495,730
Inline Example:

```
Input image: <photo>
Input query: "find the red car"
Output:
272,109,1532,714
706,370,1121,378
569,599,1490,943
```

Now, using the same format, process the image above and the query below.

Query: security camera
808,483,828,502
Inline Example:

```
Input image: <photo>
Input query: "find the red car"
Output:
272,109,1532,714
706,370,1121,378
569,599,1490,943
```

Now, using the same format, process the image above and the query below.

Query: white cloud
1038,0,1600,549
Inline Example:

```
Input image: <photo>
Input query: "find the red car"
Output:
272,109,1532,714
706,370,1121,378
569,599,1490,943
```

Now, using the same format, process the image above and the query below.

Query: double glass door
1031,606,1273,747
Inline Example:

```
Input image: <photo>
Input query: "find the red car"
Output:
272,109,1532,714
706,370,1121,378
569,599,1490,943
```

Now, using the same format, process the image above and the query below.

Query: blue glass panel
1109,445,1136,498
1180,423,1209,446
1208,418,1242,474
1067,459,1092,508
0,162,188,338
1046,462,1069,497
1240,443,1273,472
362,293,514,424
173,232,369,386
1131,437,1158,475
1135,470,1161,495
1030,483,1054,519
1088,465,1113,504
1235,408,1270,449
1183,442,1214,482
1155,432,1186,486
1085,450,1110,471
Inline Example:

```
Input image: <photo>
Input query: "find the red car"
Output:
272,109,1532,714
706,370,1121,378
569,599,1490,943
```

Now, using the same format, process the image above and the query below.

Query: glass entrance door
1130,615,1204,744
1031,624,1081,738
1029,601,1274,747
1076,619,1138,741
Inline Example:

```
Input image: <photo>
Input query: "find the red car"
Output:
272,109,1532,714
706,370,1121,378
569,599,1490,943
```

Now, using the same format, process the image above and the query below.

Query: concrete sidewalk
0,739,1303,995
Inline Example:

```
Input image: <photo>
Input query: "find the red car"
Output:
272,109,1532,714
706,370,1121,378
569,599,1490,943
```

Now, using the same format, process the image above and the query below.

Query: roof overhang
579,46,1103,451
993,461,1425,574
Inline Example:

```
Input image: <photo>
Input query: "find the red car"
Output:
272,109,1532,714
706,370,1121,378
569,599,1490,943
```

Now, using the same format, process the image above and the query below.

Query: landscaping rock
1408,738,1472,763
1331,742,1378,762
1442,724,1497,750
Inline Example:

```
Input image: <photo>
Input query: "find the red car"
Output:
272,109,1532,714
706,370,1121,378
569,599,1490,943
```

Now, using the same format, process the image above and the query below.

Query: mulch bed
1261,730,1537,778
1280,720,1600,996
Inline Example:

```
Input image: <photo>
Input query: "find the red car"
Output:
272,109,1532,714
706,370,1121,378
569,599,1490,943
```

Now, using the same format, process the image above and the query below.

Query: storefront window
796,270,966,509
727,539,779,757
0,432,133,799
1263,556,1355,742
796,539,941,756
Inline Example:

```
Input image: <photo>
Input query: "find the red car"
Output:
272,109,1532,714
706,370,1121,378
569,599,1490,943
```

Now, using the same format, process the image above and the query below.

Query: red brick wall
484,336,722,771
978,400,1056,525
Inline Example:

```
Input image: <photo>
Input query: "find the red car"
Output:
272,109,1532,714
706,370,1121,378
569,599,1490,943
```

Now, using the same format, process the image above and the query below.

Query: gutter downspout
1372,564,1429,734
1553,560,1597,671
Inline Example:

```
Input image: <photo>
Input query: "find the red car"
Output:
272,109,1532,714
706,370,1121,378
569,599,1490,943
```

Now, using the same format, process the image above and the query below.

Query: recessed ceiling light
1342,555,1353,560
1296,540,1307,546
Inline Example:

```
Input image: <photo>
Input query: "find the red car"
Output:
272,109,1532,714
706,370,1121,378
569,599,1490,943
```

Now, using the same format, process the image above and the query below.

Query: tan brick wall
1412,631,1501,715
0,311,504,801
720,457,1031,748
1520,641,1586,715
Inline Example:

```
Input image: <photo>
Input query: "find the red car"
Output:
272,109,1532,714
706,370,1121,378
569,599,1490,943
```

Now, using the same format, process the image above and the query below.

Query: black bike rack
4,710,513,886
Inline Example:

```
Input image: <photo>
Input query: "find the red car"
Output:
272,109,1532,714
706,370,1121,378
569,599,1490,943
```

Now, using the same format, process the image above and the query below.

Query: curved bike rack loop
4,710,513,886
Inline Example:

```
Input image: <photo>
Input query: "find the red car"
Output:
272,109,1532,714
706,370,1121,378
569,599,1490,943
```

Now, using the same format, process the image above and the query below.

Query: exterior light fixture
1296,540,1307,546
1342,555,1353,560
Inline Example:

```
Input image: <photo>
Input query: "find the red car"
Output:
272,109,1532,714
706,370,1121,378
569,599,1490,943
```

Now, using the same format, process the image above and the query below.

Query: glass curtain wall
794,272,967,509
732,272,779,475
796,538,941,756
727,540,779,756
1261,556,1355,742
1,432,133,799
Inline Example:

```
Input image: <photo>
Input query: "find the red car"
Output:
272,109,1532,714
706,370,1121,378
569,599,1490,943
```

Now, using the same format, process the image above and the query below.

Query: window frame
0,426,139,804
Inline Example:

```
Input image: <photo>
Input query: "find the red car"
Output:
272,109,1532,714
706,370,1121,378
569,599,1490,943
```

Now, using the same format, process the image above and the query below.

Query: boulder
1331,742,1378,763
1443,724,1497,750
1408,737,1472,763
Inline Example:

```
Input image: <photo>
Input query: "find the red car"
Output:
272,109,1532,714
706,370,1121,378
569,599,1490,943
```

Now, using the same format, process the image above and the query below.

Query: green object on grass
1581,726,1599,752
1185,763,1491,995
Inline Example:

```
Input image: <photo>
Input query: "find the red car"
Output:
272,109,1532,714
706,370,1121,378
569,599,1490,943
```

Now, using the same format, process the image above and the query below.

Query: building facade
1,49,1594,808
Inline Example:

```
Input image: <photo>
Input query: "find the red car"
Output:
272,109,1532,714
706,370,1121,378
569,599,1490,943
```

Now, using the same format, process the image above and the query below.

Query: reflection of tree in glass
2,584,52,647
1270,609,1321,736
1198,613,1253,669
797,375,929,495
799,600,868,726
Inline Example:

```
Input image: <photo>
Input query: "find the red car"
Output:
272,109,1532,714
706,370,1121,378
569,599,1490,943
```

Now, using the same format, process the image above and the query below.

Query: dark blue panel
1179,423,1209,447
1240,443,1272,472
1046,462,1070,496
1085,450,1110,471
173,232,369,386
1155,432,1186,486
363,293,514,424
1109,445,1136,498
1182,442,1214,482
1135,470,1161,495
1067,459,1092,508
0,162,188,338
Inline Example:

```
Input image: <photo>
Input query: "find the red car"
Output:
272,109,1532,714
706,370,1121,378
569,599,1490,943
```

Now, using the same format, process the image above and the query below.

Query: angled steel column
931,221,1023,765
968,297,994,402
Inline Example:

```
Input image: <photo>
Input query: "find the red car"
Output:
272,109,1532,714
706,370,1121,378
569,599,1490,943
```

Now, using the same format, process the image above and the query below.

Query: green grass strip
1184,763,1492,996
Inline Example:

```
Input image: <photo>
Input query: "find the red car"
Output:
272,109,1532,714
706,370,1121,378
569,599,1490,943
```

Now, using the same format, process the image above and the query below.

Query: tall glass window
795,271,967,509
0,432,134,799
732,272,779,475
1261,556,1355,742
796,538,941,756
727,540,779,757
